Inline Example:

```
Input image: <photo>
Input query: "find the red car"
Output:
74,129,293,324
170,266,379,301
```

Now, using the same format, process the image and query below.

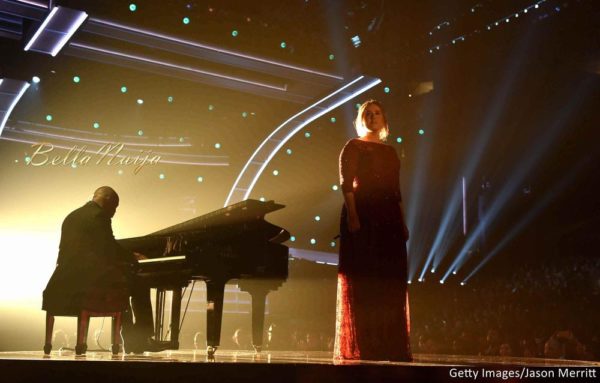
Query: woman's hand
347,212,361,233
402,225,410,241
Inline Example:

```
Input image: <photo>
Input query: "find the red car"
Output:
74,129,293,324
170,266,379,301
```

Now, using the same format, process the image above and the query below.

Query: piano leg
239,279,284,353
169,287,182,350
205,279,226,358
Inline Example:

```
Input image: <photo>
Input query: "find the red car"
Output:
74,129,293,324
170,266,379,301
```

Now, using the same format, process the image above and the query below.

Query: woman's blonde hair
354,99,389,141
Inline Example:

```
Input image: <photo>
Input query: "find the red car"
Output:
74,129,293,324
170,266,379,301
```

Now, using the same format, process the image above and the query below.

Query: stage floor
1,349,598,382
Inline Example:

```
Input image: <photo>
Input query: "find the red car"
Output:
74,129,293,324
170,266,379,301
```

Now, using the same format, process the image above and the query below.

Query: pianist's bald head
92,186,119,218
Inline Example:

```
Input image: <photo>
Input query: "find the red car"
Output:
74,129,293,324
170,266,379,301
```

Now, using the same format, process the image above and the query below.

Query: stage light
25,156,31,163
137,130,143,136
197,176,204,182
129,4,137,12
121,86,127,93
46,114,53,121
418,129,425,135
24,7,88,57
310,238,316,245
73,76,80,83
506,18,510,23
487,26,491,30
32,76,40,84
384,86,390,93
208,104,214,111
183,17,190,25
280,41,286,49
431,268,435,273
159,173,165,180
118,169,123,175
535,4,539,8
93,122,100,129
329,54,335,60
137,98,144,104
495,22,499,26
304,132,311,138
242,112,248,118
330,117,336,123
290,236,296,242
418,278,423,282
259,197,266,202
396,137,402,143
272,170,279,176
330,242,336,247
332,185,338,191
215,143,221,149
167,96,174,102
452,270,457,275
315,216,320,221
439,280,444,284
460,282,465,286
351,35,361,48
231,30,238,37
286,148,292,155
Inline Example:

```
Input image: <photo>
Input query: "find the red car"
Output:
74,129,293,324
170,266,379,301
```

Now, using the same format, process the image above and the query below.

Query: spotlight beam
441,78,595,282
462,155,591,283
420,29,537,279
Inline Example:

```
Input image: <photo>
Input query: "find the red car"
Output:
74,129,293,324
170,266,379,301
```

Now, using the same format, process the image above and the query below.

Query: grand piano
117,199,290,357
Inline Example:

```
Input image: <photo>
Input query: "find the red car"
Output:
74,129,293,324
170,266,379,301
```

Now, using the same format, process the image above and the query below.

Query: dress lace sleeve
393,148,403,203
339,140,359,193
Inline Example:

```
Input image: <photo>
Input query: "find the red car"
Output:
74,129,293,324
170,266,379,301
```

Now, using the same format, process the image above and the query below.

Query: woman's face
363,104,385,133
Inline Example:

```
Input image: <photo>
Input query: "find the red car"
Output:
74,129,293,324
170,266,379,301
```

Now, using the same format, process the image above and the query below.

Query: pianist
42,186,167,353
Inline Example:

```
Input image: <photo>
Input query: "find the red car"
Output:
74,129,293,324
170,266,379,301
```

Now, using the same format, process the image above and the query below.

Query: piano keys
118,199,290,357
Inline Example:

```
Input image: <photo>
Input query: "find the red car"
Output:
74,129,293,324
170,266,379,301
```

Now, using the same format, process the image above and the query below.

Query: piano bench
44,290,128,356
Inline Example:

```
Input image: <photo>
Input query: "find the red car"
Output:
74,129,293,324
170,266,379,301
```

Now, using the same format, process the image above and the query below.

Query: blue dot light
384,86,390,93
330,117,336,123
286,148,292,155
197,176,204,183
215,143,221,149
396,137,403,143
137,130,143,136
120,86,127,93
129,3,137,12
304,132,311,138
46,114,53,121
273,170,279,176
418,129,425,135
310,238,316,245
232,30,238,37
280,41,287,48
93,122,100,129
167,96,174,103
183,17,190,24
314,216,320,221
73,76,80,83
159,173,165,180
290,236,296,242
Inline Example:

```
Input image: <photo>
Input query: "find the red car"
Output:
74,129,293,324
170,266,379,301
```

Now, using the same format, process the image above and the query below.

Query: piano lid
149,199,285,236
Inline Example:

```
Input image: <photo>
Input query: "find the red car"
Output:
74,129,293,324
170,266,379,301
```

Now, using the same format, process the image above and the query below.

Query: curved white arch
224,75,381,206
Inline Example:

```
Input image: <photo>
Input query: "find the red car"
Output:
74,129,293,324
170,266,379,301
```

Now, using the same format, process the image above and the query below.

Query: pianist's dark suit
42,201,153,344
42,201,134,314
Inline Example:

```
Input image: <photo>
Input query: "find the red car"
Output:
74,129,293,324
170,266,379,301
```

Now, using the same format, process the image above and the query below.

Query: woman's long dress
334,138,412,361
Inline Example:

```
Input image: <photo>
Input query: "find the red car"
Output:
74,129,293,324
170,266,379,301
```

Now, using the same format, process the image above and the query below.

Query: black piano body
117,199,290,356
